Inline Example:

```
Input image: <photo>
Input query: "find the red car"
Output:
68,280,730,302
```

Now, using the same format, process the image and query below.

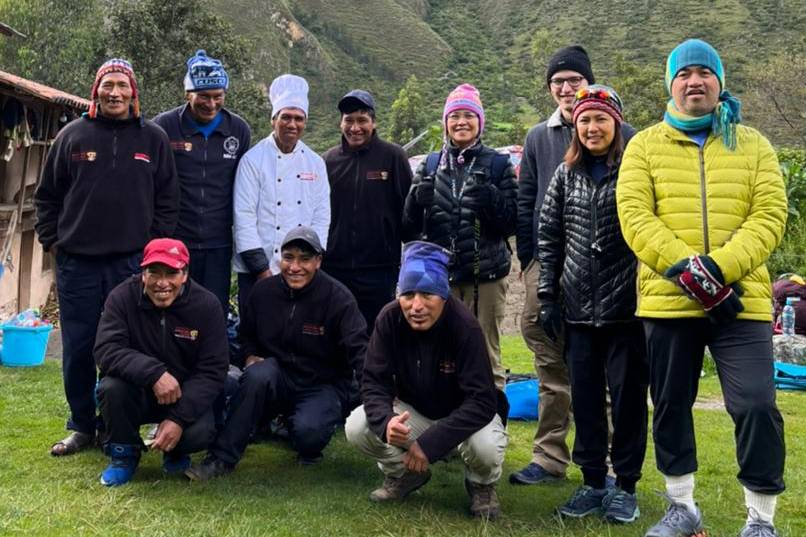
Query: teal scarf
664,90,742,150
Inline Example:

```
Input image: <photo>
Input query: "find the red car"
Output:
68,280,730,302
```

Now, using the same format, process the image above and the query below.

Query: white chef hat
269,74,309,118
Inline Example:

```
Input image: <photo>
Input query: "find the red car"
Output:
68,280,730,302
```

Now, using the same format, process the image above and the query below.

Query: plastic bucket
0,323,53,367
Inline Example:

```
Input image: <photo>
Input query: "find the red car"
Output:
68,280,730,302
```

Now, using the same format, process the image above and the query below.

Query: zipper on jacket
698,146,711,253
352,153,360,269
112,129,118,169
590,180,601,326
160,312,167,358
201,138,208,240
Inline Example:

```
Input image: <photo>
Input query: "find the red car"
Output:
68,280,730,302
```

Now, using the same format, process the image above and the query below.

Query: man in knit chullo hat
154,50,251,317
35,58,179,457
617,38,787,537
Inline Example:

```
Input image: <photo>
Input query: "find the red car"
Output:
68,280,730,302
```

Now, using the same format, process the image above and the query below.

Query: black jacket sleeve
34,129,70,251
239,284,261,358
167,299,228,427
361,314,398,443
537,165,566,302
336,296,368,386
415,321,497,462
94,289,167,387
150,128,179,238
480,161,517,237
516,130,539,267
401,160,428,242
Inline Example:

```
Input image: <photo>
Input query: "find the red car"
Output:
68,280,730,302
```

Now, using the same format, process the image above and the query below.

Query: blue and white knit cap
184,50,229,92
398,241,451,299
269,74,309,118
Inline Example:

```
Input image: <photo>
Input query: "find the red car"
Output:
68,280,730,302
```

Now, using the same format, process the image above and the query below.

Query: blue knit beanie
398,241,451,299
184,50,229,92
665,39,725,93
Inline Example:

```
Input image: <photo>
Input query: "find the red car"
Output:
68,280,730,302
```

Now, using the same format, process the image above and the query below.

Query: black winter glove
539,302,563,342
462,183,497,211
665,255,744,324
413,177,435,207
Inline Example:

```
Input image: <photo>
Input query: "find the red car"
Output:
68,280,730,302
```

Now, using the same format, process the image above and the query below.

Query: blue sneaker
558,485,609,518
100,444,140,487
605,474,617,489
509,462,564,485
603,488,640,523
162,453,191,474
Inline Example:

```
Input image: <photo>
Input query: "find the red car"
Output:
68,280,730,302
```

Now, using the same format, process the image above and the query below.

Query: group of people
32,37,787,537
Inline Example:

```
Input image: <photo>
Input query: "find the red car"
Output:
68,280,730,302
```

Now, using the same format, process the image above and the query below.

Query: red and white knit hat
88,58,139,119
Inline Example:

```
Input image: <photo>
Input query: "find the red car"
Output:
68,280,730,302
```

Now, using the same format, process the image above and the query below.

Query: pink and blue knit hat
88,58,139,119
443,83,485,134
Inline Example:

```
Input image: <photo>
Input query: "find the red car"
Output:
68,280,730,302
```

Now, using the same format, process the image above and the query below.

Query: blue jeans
56,250,142,434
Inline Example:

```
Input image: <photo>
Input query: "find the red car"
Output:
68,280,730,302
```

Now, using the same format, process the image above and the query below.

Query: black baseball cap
338,89,376,114
281,226,324,254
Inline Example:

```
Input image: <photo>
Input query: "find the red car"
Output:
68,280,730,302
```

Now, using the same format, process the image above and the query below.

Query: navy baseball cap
338,89,376,114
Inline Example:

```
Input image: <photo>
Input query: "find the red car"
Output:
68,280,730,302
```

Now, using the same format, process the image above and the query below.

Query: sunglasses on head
575,87,614,101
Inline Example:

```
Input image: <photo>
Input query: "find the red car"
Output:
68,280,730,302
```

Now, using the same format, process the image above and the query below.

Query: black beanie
545,45,595,87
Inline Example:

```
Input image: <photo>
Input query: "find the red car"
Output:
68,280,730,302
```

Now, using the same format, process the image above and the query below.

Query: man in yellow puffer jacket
617,39,787,537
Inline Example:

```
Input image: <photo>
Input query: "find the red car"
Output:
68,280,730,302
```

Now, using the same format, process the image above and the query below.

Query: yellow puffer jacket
616,122,787,321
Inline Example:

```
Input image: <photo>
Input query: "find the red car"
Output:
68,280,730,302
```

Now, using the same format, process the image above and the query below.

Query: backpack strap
424,151,440,177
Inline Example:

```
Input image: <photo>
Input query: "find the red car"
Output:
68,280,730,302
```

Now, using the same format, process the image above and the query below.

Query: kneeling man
346,241,508,519
94,238,229,486
187,227,367,479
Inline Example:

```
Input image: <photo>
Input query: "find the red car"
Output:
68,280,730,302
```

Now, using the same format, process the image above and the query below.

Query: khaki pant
520,260,571,475
345,401,509,485
451,278,508,391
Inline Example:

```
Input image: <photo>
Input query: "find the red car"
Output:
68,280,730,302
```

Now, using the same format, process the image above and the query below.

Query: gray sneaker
644,495,705,537
465,479,501,520
739,518,778,537
369,469,431,502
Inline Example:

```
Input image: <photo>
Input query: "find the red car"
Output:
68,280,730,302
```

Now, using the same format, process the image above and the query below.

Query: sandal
50,431,94,456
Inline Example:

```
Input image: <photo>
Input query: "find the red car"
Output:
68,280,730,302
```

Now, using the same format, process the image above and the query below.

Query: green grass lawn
0,335,803,537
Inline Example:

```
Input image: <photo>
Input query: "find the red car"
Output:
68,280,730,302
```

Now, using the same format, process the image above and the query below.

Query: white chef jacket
232,134,330,274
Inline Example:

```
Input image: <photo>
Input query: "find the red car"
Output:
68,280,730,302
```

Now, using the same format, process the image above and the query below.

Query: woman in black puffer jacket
537,86,648,523
403,83,517,391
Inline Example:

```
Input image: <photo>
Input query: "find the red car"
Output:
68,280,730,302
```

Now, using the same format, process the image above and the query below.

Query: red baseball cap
141,238,189,269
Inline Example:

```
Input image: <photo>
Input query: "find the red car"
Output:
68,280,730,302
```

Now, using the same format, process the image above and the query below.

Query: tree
388,75,429,146
528,29,564,120
606,54,667,131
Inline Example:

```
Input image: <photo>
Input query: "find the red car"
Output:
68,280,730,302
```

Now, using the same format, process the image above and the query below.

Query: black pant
97,376,215,455
644,318,785,494
236,272,258,318
565,322,648,492
210,358,345,465
56,250,142,434
323,266,398,334
188,246,232,315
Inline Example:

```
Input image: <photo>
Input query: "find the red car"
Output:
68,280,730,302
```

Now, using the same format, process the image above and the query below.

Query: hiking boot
603,488,640,523
644,495,705,537
558,485,609,518
465,479,501,520
100,443,140,487
162,452,191,474
739,518,778,537
508,462,564,485
184,455,234,481
368,469,431,502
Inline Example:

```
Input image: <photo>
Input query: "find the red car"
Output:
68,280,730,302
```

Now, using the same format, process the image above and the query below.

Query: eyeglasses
446,111,478,121
549,76,585,88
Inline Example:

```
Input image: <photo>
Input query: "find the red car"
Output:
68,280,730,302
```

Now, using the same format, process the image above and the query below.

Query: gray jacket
515,107,635,267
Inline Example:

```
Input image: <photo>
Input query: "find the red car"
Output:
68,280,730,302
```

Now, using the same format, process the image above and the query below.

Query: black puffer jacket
537,159,637,325
402,144,517,283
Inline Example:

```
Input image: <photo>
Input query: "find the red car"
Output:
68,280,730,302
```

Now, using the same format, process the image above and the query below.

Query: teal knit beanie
665,39,725,93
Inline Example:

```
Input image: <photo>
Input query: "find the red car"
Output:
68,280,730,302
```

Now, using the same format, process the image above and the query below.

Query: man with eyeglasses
512,45,635,486
322,90,412,333
232,74,330,315
153,50,251,316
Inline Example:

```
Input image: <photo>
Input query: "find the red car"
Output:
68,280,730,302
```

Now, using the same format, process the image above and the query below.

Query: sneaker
184,455,234,481
558,485,610,518
644,495,705,537
509,462,564,485
369,469,431,502
100,444,141,487
740,518,778,537
465,479,501,520
605,474,617,489
603,488,640,523
162,452,191,474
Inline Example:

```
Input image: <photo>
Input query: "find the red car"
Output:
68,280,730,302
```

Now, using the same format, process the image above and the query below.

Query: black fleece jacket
361,296,497,462
94,276,228,428
35,114,179,255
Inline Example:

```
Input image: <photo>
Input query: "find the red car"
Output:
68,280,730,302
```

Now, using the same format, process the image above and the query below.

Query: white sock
664,473,697,514
744,487,776,525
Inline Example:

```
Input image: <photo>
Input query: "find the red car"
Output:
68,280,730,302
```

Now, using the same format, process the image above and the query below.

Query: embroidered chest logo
301,323,325,336
298,172,317,181
439,359,456,374
133,152,151,163
223,136,239,159
174,327,199,341
71,151,97,162
366,170,389,181
170,141,193,152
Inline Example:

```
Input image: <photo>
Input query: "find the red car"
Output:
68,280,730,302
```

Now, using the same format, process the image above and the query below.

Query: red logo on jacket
302,323,325,336
134,152,151,163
